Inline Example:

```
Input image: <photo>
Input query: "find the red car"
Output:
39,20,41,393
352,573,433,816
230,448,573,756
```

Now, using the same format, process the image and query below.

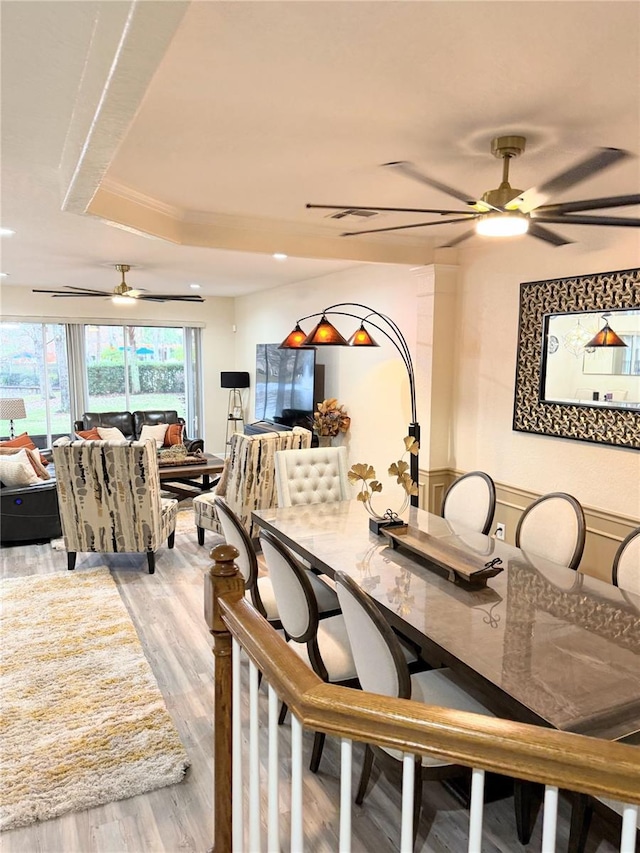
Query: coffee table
158,453,225,500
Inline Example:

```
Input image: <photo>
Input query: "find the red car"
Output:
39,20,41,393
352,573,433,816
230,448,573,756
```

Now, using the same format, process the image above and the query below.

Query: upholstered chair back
274,445,350,507
259,530,317,641
335,571,410,700
441,471,496,535
515,492,585,570
53,440,177,555
218,427,312,537
612,527,640,594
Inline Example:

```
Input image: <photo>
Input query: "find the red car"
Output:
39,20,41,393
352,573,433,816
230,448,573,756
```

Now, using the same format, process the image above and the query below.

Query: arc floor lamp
279,302,420,507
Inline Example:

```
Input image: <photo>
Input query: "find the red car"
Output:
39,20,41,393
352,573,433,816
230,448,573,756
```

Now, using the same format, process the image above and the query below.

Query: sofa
73,410,204,453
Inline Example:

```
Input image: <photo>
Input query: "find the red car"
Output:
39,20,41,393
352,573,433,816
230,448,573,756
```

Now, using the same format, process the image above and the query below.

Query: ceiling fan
307,135,640,247
33,264,205,302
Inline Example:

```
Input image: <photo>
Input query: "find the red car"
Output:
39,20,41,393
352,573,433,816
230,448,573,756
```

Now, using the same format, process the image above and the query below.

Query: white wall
452,232,640,518
234,263,421,508
0,285,236,454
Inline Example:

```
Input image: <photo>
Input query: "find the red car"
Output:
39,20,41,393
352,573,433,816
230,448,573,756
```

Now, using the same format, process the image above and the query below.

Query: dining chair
440,470,496,535
214,497,340,624
334,570,496,849
515,492,586,570
274,445,350,507
259,529,359,772
53,439,177,574
612,527,640,594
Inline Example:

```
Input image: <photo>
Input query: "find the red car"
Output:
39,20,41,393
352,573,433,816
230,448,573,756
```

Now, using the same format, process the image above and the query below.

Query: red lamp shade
302,316,349,346
585,321,627,348
348,323,379,347
279,324,308,348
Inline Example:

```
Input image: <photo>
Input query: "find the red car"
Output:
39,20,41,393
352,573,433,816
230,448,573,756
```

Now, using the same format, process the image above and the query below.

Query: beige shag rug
0,568,190,831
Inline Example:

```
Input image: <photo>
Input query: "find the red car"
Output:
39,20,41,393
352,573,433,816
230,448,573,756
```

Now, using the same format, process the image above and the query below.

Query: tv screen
254,344,316,425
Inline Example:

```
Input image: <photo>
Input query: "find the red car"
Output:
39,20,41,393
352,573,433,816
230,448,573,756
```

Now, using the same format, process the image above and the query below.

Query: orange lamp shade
585,322,627,348
302,316,349,346
279,324,308,348
348,323,379,347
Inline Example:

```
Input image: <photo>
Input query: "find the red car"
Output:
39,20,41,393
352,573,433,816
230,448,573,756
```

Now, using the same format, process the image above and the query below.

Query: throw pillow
0,448,41,487
96,426,127,441
215,457,230,496
52,436,72,446
0,447,50,480
163,422,184,446
0,431,49,465
139,423,169,448
75,427,102,440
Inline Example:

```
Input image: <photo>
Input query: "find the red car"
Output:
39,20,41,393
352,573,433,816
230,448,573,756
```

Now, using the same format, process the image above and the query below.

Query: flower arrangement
313,398,351,438
348,436,419,520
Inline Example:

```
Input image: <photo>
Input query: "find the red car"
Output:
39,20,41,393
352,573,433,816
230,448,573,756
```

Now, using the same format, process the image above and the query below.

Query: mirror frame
513,267,639,449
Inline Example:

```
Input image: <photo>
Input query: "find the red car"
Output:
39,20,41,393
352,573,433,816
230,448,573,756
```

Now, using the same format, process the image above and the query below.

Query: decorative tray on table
381,525,503,589
157,447,204,467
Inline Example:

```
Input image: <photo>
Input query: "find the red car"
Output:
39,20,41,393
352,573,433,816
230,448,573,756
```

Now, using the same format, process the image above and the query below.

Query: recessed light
0,273,8,278
0,228,15,237
189,283,201,290
272,253,288,261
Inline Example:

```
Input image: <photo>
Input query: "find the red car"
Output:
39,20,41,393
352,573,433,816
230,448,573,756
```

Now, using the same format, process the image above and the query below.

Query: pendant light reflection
585,316,627,348
562,319,594,357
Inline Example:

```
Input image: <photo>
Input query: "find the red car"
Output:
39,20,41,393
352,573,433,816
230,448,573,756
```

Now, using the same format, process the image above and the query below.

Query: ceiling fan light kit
308,134,639,247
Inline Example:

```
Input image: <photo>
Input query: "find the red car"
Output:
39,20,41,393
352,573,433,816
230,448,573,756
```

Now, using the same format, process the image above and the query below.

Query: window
1,321,202,445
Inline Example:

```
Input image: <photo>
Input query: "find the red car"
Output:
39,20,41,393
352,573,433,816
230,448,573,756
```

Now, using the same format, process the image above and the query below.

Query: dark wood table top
158,452,225,478
253,501,640,741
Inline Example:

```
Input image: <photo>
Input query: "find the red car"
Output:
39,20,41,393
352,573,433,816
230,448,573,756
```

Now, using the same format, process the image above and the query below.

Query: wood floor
0,521,621,853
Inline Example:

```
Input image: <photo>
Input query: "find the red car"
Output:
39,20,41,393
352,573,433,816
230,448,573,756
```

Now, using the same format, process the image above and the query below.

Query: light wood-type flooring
1,519,621,853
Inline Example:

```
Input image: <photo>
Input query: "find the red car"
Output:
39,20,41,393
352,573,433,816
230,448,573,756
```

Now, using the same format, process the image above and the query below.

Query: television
253,344,324,430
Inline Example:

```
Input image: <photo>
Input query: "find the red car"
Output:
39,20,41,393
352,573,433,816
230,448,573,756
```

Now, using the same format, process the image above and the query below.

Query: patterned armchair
194,427,312,541
53,440,178,574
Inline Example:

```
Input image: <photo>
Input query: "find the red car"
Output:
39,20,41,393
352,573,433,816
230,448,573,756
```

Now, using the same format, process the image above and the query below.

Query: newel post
204,542,245,853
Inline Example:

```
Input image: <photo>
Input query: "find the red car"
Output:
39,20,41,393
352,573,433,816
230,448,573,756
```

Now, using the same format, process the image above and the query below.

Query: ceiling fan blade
535,193,640,215
527,223,573,247
532,213,640,227
382,161,476,205
439,228,477,248
512,148,631,213
137,294,205,302
341,216,479,237
31,289,107,297
306,203,475,216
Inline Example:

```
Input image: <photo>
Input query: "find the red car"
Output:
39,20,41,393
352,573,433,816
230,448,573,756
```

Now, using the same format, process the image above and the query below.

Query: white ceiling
1,1,639,299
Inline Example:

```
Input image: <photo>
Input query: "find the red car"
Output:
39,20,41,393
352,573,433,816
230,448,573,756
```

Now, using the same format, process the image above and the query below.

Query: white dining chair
214,497,340,625
259,529,359,772
612,527,640,595
515,492,586,570
274,445,350,507
335,570,496,850
441,470,496,535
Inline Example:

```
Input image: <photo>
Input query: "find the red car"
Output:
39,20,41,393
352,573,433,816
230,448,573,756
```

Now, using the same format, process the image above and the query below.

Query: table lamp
0,397,27,439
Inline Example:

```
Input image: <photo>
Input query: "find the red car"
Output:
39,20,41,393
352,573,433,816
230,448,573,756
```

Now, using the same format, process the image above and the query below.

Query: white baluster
400,753,415,853
291,715,304,853
620,803,639,853
249,660,261,852
541,785,559,853
339,738,352,853
468,768,485,852
232,638,243,853
267,685,280,853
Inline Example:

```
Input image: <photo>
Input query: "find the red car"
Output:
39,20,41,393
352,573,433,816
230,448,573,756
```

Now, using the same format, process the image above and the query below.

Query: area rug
0,568,190,830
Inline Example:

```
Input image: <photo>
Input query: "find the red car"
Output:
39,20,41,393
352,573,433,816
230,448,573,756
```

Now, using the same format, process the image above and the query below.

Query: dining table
252,501,640,743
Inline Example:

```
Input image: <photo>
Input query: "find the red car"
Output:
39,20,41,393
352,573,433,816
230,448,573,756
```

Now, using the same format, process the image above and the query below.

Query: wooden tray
158,455,204,467
382,525,503,589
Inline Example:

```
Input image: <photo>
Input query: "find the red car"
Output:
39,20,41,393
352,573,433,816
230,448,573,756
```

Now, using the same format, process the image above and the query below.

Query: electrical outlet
495,523,506,541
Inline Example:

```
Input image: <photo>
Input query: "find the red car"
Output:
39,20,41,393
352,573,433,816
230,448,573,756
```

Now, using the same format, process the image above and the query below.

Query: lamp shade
584,321,627,348
220,371,250,389
0,397,26,420
348,323,379,347
302,316,349,346
279,324,308,349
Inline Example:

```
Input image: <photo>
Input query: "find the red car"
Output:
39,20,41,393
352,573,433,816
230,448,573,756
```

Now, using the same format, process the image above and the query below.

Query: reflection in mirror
542,309,640,410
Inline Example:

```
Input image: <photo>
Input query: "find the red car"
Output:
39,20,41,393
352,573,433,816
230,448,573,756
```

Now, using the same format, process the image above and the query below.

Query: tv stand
244,421,292,436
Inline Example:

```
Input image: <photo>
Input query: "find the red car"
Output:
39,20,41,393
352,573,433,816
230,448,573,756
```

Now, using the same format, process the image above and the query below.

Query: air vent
325,209,380,220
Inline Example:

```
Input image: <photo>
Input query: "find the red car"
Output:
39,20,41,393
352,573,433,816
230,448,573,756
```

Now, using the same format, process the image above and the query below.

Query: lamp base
369,517,407,536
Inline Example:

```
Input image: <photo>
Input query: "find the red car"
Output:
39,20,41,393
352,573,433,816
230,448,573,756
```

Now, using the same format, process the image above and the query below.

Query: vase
317,435,332,447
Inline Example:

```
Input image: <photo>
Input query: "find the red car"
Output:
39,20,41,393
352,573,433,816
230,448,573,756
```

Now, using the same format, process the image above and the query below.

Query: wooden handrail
205,545,640,852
